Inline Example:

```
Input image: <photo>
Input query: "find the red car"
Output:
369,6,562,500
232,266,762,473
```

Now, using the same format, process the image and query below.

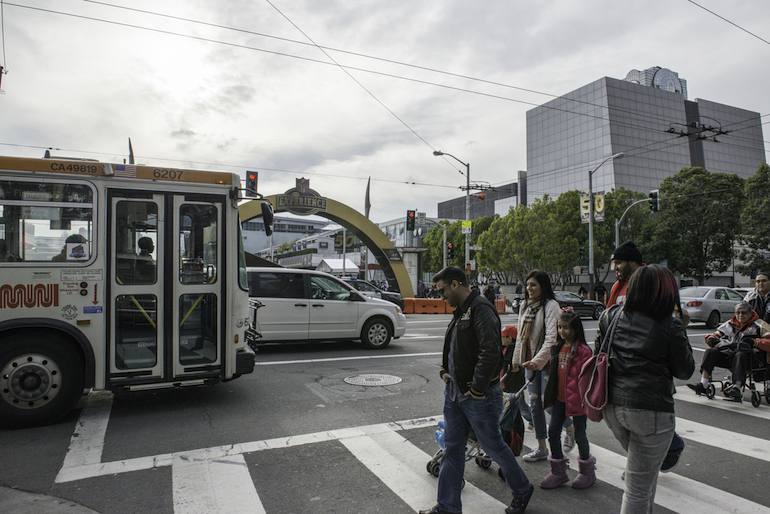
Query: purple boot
540,455,569,489
572,454,597,489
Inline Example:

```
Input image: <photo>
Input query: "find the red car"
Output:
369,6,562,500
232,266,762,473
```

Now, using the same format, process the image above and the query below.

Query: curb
0,486,100,514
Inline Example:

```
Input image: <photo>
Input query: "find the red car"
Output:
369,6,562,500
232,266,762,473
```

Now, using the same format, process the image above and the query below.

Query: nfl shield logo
296,178,309,193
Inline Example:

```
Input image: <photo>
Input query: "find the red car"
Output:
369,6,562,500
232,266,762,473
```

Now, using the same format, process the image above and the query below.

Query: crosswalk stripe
674,390,770,420
341,425,508,514
56,390,113,481
585,444,770,513
172,453,265,514
675,417,769,462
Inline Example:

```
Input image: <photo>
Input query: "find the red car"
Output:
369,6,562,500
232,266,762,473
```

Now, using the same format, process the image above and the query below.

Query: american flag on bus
115,164,137,178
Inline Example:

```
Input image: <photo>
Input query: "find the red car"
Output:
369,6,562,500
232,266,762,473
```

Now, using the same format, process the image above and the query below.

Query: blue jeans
603,404,675,514
526,369,573,441
438,390,531,512
548,400,589,460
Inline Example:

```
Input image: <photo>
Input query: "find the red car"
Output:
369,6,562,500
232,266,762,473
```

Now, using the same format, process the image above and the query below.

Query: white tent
316,258,359,276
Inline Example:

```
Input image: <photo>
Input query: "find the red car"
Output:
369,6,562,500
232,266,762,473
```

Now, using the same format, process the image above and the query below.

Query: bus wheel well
0,329,87,428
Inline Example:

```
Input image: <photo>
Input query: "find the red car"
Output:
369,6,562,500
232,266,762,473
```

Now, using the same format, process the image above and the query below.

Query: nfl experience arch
238,179,414,297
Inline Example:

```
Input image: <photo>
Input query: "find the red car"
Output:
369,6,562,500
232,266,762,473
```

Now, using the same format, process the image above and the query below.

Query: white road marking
56,390,113,482
172,453,265,514
674,390,770,420
254,351,441,366
585,444,770,514
341,425,507,514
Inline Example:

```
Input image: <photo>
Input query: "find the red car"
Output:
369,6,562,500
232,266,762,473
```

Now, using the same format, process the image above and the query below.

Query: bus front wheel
0,333,85,429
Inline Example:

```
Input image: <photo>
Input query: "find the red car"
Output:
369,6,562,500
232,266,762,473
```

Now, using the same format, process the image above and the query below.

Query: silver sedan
679,286,745,328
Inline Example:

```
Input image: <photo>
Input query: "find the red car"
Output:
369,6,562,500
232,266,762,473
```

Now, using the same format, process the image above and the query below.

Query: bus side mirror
261,202,274,236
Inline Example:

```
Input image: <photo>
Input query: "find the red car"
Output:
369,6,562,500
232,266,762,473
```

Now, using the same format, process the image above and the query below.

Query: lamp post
433,150,470,274
588,152,624,299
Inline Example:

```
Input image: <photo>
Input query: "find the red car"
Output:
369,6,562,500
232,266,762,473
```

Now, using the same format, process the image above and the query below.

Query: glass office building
526,67,766,203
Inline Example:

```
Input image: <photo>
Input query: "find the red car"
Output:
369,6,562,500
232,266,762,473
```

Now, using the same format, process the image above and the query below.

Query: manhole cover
343,374,403,387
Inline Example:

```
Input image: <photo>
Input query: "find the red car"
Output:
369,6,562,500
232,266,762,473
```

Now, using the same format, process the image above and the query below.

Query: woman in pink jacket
540,308,596,489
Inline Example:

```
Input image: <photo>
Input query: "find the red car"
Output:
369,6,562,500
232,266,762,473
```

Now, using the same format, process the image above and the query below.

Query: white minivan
247,267,407,349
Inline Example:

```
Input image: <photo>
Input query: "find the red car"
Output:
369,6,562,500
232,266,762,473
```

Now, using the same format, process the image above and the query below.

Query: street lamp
433,150,470,273
588,152,624,299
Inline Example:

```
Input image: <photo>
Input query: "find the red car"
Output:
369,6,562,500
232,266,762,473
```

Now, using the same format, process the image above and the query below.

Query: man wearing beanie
606,240,687,474
607,240,643,307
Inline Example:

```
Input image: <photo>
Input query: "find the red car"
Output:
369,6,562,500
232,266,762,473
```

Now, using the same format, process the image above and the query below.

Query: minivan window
311,275,352,301
250,271,305,299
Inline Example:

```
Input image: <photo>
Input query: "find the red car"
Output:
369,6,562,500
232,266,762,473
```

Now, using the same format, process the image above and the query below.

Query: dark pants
548,400,589,460
701,347,750,384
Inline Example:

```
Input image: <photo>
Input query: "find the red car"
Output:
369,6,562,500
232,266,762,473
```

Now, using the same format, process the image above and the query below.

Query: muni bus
0,155,258,428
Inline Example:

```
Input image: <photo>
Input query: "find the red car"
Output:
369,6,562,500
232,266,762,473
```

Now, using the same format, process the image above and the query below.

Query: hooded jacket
543,339,593,417
597,305,695,413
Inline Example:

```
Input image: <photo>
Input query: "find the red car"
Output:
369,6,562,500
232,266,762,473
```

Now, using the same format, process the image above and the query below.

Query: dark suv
343,278,405,310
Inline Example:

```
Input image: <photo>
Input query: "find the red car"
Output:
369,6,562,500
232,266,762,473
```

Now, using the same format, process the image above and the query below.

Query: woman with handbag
597,265,695,514
513,270,575,462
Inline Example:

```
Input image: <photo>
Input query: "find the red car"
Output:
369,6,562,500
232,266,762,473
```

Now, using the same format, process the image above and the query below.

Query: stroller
425,377,531,480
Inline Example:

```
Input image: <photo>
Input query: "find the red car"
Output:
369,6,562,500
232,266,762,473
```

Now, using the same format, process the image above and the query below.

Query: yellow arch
239,196,414,297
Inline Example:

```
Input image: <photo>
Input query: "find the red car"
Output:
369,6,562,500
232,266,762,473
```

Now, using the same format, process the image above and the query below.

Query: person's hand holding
523,361,538,371
441,372,451,384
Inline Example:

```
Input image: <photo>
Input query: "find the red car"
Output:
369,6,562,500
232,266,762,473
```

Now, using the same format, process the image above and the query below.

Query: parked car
734,287,752,299
246,267,407,349
553,291,605,319
679,286,745,328
342,278,405,310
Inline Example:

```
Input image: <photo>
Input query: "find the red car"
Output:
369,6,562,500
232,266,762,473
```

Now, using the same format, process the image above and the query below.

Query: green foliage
418,166,763,285
644,167,744,284
736,163,770,275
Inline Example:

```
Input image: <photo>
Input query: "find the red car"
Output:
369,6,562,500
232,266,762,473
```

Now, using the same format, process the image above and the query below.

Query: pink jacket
543,340,594,417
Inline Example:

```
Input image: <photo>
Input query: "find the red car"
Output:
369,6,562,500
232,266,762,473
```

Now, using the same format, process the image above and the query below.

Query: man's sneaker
526,422,534,432
686,382,708,395
661,443,684,473
562,430,576,454
506,484,534,514
522,448,548,462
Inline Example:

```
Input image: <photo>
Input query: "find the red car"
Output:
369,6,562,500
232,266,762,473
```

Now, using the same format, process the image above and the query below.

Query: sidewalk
0,486,99,514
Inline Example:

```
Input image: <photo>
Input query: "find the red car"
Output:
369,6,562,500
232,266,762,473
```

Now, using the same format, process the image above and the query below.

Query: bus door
108,193,223,384
109,194,164,381
172,196,222,378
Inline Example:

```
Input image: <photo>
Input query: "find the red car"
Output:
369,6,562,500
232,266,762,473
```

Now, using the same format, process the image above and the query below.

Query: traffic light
649,189,659,212
579,245,585,260
406,210,416,231
245,172,258,197
447,242,454,259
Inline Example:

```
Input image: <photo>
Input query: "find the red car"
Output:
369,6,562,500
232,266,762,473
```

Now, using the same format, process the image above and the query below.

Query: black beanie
611,240,643,263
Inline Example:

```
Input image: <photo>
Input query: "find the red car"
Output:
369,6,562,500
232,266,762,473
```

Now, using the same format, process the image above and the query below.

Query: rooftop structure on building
525,66,766,203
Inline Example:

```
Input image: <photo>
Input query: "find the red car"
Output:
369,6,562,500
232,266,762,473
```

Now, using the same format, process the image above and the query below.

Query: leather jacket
441,290,503,396
597,305,695,412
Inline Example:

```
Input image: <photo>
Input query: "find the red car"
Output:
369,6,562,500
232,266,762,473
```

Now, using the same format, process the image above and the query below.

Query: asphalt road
1,313,769,514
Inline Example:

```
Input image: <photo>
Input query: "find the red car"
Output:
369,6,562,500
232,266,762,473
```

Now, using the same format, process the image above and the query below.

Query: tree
644,167,744,284
736,163,770,275
422,220,452,272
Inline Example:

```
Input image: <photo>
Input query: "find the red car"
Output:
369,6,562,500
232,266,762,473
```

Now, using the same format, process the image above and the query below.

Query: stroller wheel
476,455,492,469
751,390,762,408
429,461,441,477
706,384,715,399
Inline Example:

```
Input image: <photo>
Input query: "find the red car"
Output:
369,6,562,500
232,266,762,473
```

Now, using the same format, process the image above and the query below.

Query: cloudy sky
1,0,768,222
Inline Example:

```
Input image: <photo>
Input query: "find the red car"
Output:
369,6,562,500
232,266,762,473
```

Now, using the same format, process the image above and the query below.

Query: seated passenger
687,301,770,402
136,237,156,282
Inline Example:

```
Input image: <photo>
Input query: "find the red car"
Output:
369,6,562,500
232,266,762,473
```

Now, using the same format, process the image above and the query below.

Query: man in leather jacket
420,266,533,514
